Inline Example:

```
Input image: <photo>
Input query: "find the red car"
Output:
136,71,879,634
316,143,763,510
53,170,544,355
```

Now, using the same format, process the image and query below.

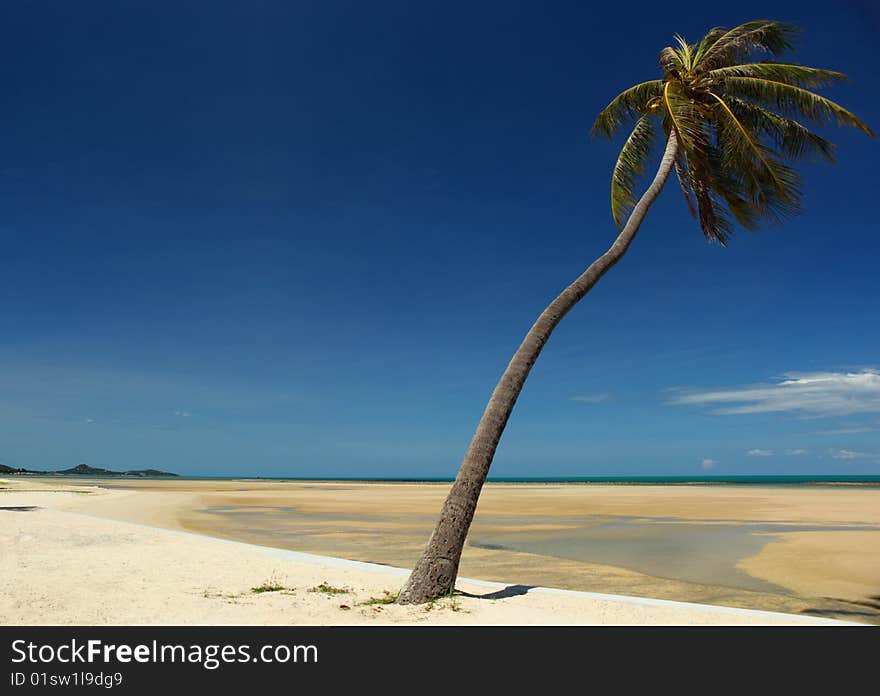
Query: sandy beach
2,477,878,625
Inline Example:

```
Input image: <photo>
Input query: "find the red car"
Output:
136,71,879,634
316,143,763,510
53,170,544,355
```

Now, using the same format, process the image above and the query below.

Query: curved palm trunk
397,132,680,604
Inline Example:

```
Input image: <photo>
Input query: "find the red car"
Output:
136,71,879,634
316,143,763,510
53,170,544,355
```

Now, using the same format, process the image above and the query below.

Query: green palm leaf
659,47,683,76
699,20,798,71
709,62,847,88
726,97,836,162
673,153,698,220
681,143,734,245
591,80,662,138
692,27,727,66
610,114,659,228
709,91,802,224
593,19,873,242
709,152,763,230
723,77,875,135
662,81,711,154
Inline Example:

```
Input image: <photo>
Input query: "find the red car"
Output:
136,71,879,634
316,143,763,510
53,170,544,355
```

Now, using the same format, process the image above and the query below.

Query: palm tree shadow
458,584,535,600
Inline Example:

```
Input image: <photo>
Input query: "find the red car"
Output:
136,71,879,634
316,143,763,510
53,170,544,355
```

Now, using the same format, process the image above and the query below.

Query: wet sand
4,480,858,626
9,477,880,623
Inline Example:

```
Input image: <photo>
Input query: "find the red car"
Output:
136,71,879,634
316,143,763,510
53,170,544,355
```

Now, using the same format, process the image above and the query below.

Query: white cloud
830,449,872,460
816,423,880,435
174,410,190,417
570,393,610,403
747,449,774,456
784,449,808,456
668,369,880,417
701,458,718,470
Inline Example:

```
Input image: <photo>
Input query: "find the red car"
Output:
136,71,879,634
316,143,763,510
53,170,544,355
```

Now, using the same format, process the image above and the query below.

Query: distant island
0,463,178,477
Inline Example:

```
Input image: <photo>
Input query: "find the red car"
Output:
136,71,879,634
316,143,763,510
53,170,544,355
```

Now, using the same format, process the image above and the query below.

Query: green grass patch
309,582,350,595
424,590,465,613
248,573,293,595
251,582,287,594
361,590,399,606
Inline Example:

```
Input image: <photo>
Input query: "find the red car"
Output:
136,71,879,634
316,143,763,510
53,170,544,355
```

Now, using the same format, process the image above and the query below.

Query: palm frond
591,19,873,244
722,76,875,135
610,115,659,228
662,81,711,154
664,87,732,244
673,35,694,71
709,151,763,230
681,144,734,245
709,62,847,88
699,20,798,70
726,97,836,162
709,91,802,225
591,80,663,138
674,153,698,220
692,27,727,66
659,47,683,77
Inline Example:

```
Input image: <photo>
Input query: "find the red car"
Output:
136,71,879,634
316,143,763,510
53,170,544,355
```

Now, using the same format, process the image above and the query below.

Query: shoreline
2,478,878,625
0,490,858,626
50,507,867,625
10,473,880,487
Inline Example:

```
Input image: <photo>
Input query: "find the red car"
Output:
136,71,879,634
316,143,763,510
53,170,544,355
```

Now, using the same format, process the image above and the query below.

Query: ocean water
468,516,880,592
29,471,880,619
78,474,880,485
490,475,880,484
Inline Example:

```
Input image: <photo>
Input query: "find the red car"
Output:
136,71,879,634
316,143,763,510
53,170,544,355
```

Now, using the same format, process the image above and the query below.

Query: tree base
396,555,458,605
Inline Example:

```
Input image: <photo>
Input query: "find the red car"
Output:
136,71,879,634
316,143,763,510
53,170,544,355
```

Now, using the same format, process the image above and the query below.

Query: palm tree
396,19,873,604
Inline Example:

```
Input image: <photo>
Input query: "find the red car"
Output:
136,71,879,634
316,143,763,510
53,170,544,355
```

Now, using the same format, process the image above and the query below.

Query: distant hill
0,463,177,477
0,464,28,474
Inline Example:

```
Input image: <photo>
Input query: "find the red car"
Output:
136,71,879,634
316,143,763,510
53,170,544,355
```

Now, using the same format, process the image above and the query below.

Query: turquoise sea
26,471,879,621
160,474,880,486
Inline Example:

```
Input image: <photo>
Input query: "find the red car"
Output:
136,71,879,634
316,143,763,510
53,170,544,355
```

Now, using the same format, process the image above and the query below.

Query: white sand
0,482,859,626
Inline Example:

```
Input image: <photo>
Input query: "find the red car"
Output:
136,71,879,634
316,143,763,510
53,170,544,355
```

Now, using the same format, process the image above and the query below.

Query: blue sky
1,1,878,477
